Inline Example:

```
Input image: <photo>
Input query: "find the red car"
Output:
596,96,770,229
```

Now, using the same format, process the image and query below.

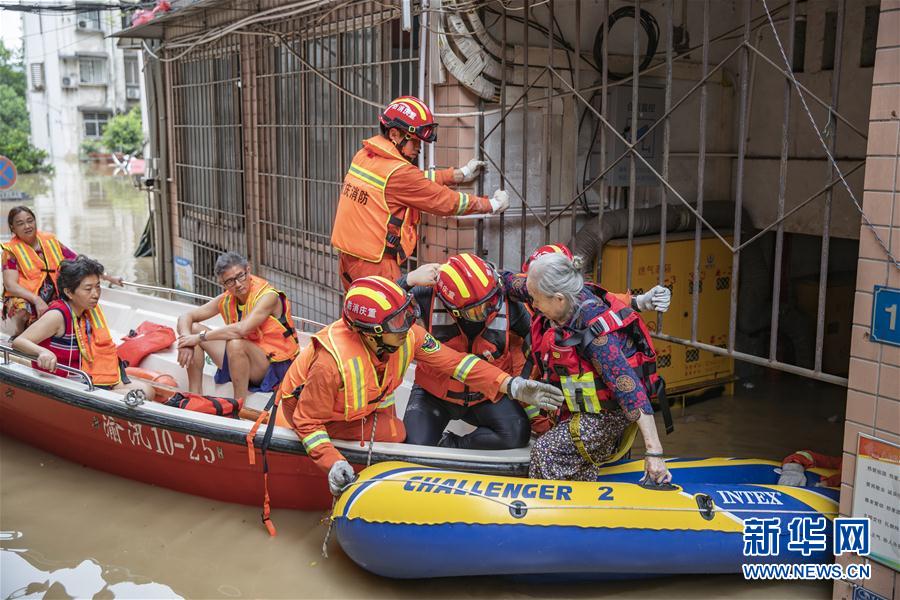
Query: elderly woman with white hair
503,252,671,484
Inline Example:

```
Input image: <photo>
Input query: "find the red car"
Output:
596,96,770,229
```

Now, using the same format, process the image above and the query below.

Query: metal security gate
149,0,893,382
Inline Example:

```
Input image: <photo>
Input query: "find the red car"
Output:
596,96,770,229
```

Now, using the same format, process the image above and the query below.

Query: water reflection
2,544,181,599
1,160,155,284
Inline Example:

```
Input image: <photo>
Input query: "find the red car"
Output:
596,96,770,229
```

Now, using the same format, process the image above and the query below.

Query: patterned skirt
529,410,630,481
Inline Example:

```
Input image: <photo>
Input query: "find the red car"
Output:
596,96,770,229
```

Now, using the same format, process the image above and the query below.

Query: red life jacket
165,392,243,417
117,321,176,367
530,284,660,415
415,293,512,406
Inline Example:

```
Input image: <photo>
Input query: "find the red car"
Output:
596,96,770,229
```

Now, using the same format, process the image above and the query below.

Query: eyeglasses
221,270,249,288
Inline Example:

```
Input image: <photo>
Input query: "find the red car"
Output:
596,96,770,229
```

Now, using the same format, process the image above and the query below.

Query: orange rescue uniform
331,135,493,289
1,231,66,298
279,320,509,471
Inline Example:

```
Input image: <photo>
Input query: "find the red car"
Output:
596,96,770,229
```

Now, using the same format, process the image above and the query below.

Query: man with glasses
330,95,510,291
398,253,536,450
176,252,299,402
278,273,563,495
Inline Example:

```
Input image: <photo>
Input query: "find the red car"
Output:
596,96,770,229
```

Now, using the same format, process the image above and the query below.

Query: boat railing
0,344,95,391
119,281,327,333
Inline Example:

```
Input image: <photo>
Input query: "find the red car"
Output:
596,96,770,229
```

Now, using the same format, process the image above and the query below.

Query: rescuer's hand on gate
634,285,671,312
777,462,807,487
36,348,57,372
508,377,563,411
406,263,441,287
489,190,509,215
454,159,487,183
328,460,357,496
642,456,672,485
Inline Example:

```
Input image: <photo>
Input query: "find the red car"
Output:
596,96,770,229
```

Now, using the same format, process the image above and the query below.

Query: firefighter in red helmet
279,274,563,495
331,96,509,290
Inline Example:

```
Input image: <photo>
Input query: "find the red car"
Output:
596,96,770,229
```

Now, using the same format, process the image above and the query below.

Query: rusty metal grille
170,37,246,298
251,2,418,323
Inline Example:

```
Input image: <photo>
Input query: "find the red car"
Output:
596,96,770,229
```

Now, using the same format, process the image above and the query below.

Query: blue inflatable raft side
332,459,839,580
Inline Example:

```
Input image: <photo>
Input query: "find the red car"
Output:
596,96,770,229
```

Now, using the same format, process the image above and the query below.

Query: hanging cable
592,6,659,81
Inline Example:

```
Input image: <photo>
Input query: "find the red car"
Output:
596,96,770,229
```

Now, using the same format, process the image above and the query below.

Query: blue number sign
871,286,900,347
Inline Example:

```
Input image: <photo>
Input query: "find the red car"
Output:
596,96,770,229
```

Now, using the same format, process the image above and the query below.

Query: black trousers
403,385,531,450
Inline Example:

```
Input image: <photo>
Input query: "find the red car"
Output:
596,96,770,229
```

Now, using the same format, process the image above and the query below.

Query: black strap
259,390,280,475
445,389,484,405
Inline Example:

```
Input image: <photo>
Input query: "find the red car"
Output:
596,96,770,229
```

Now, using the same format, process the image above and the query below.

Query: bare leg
10,311,30,337
224,338,270,400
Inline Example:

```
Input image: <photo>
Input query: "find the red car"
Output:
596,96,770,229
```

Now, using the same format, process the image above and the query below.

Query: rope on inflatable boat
322,412,380,558
333,477,839,517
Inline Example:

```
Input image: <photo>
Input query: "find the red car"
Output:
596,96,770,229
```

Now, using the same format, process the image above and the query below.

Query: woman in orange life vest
2,206,124,337
330,96,510,290
11,256,154,397
507,252,672,484
175,252,299,403
277,274,564,496
398,254,535,450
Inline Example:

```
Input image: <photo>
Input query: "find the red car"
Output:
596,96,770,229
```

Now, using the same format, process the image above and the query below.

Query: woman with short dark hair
12,255,153,397
2,206,123,336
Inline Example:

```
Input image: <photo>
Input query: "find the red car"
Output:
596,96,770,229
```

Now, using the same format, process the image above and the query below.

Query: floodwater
2,162,843,598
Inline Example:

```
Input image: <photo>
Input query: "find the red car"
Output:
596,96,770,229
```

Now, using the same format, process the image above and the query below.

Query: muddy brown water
1,163,842,598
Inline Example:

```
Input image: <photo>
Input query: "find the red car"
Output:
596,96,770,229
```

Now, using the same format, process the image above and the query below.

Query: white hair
527,252,585,309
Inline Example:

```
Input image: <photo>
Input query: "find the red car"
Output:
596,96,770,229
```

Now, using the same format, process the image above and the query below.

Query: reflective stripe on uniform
608,310,624,327
378,393,396,409
302,430,331,452
425,169,437,182
523,404,540,420
455,192,470,216
346,357,366,412
452,353,480,382
348,163,387,190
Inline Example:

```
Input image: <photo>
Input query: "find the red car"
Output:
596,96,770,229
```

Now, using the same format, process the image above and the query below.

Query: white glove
458,159,487,183
489,189,509,215
508,377,564,411
777,463,807,487
328,460,356,496
635,285,671,312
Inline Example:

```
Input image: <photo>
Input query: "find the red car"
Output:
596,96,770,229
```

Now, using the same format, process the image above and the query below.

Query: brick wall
835,1,900,598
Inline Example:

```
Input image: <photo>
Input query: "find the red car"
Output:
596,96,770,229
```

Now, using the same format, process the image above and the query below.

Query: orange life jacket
218,275,299,363
72,303,122,387
280,319,415,423
331,135,420,264
1,232,66,297
415,293,512,406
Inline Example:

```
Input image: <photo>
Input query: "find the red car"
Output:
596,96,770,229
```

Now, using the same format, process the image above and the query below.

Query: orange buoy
124,367,178,403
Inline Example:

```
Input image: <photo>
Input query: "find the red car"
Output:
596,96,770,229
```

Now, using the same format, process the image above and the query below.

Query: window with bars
29,63,44,90
82,111,109,138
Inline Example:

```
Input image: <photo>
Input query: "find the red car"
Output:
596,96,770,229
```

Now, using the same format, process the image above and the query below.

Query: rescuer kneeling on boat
278,274,564,495
331,95,509,291
2,206,124,337
400,253,534,450
511,252,672,484
175,252,299,402
12,256,154,397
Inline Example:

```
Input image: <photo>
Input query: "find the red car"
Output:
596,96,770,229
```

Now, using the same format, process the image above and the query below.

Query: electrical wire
593,6,660,81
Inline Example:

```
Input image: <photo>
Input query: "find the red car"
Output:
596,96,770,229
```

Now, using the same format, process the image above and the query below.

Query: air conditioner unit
126,87,140,100
61,76,78,89
77,20,89,29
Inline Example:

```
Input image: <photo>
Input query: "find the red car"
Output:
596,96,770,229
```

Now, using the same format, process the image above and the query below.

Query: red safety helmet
343,276,419,335
522,243,574,273
380,96,438,143
436,253,501,322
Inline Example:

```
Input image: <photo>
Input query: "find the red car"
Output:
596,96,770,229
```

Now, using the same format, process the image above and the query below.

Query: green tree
0,39,49,173
102,107,144,156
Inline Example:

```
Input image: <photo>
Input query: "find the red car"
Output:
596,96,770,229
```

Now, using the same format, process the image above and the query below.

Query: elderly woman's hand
36,348,57,372
406,263,441,287
642,456,672,485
